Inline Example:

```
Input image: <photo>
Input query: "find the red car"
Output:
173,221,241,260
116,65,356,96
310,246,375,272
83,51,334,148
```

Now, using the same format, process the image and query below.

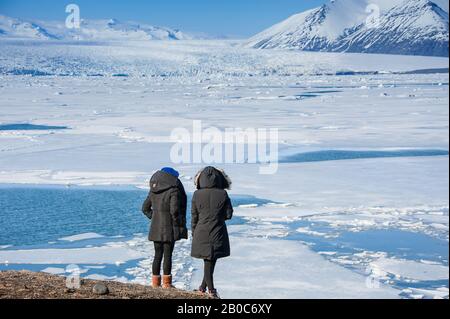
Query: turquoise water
285,220,448,264
276,219,449,292
0,185,263,247
0,123,68,131
280,149,449,163
0,185,447,296
0,185,266,284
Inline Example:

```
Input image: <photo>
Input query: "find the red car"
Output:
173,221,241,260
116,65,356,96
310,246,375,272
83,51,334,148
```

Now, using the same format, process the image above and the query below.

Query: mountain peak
107,18,119,26
0,15,191,41
0,15,58,40
247,0,449,57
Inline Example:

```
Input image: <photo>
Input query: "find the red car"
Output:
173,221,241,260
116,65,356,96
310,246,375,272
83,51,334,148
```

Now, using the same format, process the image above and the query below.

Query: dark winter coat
191,167,233,260
142,170,188,242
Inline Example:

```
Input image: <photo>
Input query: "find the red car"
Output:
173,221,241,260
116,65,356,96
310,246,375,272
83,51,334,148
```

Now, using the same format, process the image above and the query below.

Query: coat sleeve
170,188,180,226
177,181,188,218
225,193,233,220
191,192,199,234
141,192,153,220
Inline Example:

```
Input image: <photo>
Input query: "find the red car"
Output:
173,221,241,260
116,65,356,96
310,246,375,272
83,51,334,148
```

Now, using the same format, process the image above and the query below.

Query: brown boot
162,275,174,289
209,289,220,299
152,275,161,288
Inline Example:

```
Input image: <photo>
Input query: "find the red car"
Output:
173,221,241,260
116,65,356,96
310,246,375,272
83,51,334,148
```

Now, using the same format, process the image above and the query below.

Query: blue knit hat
161,167,179,178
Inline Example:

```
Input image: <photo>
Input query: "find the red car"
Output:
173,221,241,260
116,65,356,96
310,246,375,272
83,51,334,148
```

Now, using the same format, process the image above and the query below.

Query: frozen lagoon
0,39,448,298
0,185,447,299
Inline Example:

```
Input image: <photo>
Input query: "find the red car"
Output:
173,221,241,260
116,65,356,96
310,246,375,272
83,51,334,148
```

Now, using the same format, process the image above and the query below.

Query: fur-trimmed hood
194,166,232,190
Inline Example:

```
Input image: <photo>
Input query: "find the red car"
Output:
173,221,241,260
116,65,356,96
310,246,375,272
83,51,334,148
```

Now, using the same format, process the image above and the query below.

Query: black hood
196,166,230,190
150,170,178,194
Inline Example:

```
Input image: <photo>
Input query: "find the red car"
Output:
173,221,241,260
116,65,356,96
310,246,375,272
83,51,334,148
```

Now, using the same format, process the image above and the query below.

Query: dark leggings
200,259,217,291
153,242,175,276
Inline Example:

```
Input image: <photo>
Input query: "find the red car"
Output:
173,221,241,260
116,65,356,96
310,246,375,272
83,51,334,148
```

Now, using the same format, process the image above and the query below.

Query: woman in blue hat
142,167,187,288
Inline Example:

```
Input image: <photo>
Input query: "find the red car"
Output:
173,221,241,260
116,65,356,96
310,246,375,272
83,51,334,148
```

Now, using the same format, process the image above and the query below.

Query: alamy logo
65,4,81,29
366,4,381,29
365,266,381,289
170,121,279,175
65,264,81,289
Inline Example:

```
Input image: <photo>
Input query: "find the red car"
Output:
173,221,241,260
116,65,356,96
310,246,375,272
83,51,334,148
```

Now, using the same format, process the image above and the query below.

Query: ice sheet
0,39,447,299
190,237,400,299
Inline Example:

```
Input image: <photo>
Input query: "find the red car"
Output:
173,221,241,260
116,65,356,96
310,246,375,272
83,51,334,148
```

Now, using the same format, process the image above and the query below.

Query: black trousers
200,259,217,291
153,241,175,276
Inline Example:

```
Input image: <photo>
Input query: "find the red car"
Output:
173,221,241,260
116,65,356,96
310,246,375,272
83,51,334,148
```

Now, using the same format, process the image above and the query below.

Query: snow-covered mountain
247,0,449,57
0,15,59,40
0,15,189,41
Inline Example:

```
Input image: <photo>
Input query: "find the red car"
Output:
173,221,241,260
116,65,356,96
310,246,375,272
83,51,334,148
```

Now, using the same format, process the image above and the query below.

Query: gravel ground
0,271,209,299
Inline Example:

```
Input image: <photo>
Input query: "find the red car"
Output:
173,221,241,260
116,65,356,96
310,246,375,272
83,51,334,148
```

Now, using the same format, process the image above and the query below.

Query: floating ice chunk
264,202,295,208
404,287,449,299
296,227,330,237
430,223,448,230
59,232,104,242
85,265,106,269
238,204,259,208
419,259,442,265
41,267,66,275
318,251,337,256
370,257,449,281
0,245,147,264
228,223,289,239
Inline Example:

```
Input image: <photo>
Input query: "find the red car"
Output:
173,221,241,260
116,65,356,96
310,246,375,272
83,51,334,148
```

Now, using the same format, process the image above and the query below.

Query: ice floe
370,257,449,282
59,233,105,242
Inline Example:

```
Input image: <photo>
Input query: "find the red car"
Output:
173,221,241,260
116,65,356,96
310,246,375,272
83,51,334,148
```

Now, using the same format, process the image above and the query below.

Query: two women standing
141,166,233,298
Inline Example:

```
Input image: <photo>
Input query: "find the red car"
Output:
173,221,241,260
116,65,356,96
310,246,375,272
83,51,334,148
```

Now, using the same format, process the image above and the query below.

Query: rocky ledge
0,271,209,299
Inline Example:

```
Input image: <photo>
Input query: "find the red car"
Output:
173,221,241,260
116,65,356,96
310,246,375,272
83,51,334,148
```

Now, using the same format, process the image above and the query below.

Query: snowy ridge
0,15,189,41
247,0,449,57
0,15,59,40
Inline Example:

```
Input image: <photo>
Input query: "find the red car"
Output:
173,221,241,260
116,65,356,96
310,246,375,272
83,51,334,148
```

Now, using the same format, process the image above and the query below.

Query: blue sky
0,0,327,37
